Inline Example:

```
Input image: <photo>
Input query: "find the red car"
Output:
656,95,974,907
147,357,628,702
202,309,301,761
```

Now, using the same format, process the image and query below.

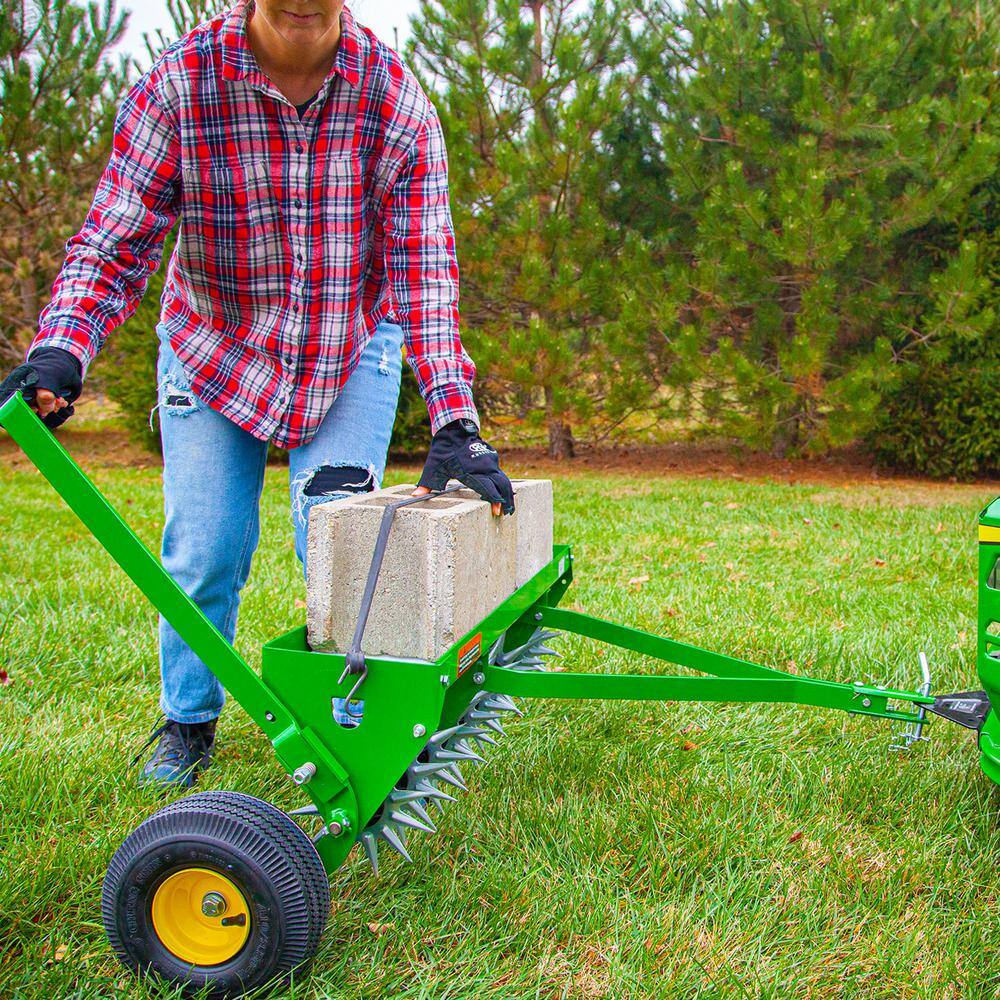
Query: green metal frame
4,391,995,878
977,499,1000,785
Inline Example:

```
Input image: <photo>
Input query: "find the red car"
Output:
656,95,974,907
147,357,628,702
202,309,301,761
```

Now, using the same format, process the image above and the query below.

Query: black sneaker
137,717,217,789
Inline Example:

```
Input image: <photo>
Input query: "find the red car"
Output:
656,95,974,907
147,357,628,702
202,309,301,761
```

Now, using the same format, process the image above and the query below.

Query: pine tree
141,0,215,62
0,0,128,364
409,0,669,458
629,0,999,456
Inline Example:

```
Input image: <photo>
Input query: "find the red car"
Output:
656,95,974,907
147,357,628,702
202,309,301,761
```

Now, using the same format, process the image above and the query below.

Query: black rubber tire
102,791,330,997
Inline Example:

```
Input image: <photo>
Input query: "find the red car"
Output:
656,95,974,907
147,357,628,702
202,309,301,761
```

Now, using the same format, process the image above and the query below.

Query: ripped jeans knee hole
150,375,199,429
292,463,378,528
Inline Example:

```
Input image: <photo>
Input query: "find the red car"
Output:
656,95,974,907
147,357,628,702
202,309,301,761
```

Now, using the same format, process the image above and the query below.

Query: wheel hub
150,868,250,967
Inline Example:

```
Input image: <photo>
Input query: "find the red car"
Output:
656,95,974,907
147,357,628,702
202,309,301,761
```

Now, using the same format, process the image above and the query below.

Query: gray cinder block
306,479,553,661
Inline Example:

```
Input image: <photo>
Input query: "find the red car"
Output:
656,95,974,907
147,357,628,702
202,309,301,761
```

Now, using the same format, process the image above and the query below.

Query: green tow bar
2,388,996,884
488,606,927,721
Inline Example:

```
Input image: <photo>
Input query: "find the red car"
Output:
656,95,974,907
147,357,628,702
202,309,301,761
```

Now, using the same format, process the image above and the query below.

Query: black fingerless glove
12,347,83,428
418,418,515,515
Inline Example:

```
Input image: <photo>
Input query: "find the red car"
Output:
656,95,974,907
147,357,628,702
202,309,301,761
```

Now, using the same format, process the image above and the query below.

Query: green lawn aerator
1,387,997,997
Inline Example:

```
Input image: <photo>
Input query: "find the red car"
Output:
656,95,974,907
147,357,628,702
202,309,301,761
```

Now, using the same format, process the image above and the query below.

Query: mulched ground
4,423,997,493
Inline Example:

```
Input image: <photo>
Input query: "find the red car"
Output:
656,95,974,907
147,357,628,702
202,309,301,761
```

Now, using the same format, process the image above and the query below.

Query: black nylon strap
342,484,467,681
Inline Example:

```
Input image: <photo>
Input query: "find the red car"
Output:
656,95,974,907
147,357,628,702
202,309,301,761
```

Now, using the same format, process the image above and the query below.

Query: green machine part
977,499,1000,785
0,389,573,872
3,387,995,882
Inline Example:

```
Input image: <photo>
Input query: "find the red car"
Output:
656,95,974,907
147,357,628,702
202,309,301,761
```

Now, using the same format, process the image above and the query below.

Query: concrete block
306,479,553,661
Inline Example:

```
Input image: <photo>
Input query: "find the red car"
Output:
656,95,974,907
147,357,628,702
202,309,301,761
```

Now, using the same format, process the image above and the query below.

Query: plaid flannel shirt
31,2,478,447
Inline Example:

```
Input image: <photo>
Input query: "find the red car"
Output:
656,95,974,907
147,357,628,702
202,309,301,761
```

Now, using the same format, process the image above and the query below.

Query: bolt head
292,762,317,785
327,810,351,836
413,723,426,738
473,671,485,685
440,674,450,686
201,892,228,918
862,698,872,707
534,612,543,621
265,712,275,722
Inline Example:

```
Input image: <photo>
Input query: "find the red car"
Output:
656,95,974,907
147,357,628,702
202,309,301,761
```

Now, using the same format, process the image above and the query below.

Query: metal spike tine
436,747,486,764
482,696,523,717
428,724,463,745
464,729,498,746
433,767,468,791
288,804,321,816
389,788,436,806
415,780,457,803
414,781,452,814
497,637,538,663
497,650,530,667
390,809,436,834
380,825,412,862
453,737,487,758
483,717,506,736
466,709,504,722
412,760,458,778
489,693,520,709
530,644,561,657
531,629,561,643
361,831,379,875
407,800,437,832
488,636,506,664
461,725,486,740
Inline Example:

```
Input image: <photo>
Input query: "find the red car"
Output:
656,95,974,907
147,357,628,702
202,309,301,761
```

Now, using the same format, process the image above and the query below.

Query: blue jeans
155,320,403,724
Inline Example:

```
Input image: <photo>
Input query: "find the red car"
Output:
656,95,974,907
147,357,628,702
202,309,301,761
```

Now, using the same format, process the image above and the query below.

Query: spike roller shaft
356,628,558,873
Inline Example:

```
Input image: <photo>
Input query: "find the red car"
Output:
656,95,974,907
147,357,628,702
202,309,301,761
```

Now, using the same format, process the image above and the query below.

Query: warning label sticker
457,633,482,676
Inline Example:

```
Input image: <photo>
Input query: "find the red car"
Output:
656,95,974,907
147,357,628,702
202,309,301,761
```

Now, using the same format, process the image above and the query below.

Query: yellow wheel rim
150,868,251,967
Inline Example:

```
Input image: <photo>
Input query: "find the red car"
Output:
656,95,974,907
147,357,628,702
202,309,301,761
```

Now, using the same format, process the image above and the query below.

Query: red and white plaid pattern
31,2,477,447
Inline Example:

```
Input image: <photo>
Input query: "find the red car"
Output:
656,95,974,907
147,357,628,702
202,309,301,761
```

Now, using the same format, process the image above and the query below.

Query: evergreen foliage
627,0,998,457
0,0,128,365
870,176,999,477
7,0,999,477
408,0,670,458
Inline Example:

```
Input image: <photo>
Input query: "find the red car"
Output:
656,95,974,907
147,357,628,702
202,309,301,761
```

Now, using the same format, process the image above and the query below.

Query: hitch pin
890,651,932,752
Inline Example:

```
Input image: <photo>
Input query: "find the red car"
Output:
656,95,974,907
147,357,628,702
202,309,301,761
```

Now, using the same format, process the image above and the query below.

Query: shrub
870,347,999,480
870,236,999,479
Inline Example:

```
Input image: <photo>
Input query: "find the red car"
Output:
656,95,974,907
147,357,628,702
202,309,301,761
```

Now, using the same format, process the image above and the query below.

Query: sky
117,1,423,66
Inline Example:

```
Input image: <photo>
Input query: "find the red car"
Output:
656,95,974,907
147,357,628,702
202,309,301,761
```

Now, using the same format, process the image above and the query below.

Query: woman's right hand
4,346,83,428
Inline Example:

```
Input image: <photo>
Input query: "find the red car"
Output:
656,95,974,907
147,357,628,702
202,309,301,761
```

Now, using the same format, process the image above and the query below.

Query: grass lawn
0,447,998,999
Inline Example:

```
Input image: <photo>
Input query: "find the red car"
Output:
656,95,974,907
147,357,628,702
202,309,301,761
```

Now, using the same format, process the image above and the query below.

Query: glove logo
468,440,496,458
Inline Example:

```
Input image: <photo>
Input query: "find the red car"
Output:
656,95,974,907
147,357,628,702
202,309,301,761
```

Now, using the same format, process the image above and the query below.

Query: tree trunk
547,418,575,460
544,384,575,458
771,403,801,458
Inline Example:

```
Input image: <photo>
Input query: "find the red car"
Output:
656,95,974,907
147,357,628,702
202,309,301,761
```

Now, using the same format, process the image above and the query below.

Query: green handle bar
0,390,294,733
